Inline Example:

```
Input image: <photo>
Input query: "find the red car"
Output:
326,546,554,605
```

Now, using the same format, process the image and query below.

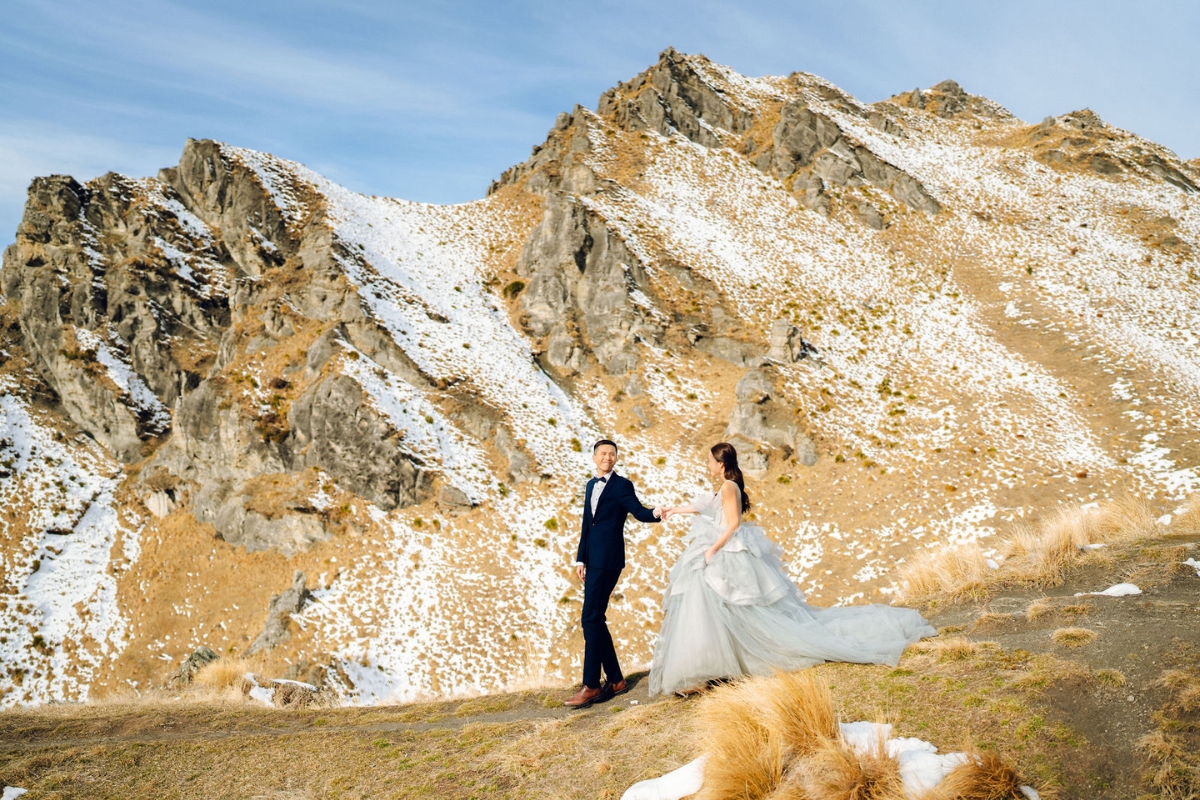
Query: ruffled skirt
647,517,935,696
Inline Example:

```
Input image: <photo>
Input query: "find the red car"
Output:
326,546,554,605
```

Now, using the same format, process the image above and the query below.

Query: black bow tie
596,476,608,483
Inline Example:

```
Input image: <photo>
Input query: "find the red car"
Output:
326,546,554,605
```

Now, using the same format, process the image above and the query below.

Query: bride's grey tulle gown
648,484,936,696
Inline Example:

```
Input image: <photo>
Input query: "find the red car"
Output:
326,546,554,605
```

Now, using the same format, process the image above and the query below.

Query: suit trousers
581,566,623,688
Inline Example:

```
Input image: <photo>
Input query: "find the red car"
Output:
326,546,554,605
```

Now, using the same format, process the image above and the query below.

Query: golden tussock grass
1024,598,1053,621
897,542,991,602
969,612,1015,632
908,637,997,662
1158,669,1200,712
899,494,1165,604
925,747,1027,800
693,670,1032,800
1093,669,1127,688
194,658,257,692
1050,628,1097,648
1170,494,1200,537
791,735,906,800
692,671,840,799
83,657,276,708
1138,730,1200,799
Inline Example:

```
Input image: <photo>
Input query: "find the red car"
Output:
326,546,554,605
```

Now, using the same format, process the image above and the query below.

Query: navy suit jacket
576,472,659,570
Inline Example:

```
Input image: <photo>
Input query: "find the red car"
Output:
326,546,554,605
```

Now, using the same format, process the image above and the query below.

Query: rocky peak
1023,109,1197,191
597,47,754,148
890,79,1011,120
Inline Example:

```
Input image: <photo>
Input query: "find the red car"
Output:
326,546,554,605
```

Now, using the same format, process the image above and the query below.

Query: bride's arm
704,482,742,564
663,503,699,518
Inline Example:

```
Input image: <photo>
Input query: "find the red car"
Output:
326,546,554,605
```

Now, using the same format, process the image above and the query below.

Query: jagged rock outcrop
766,98,941,215
170,646,220,686
726,367,818,468
0,139,465,554
597,47,752,148
516,194,664,375
492,108,669,377
1023,110,1198,191
590,49,944,220
896,79,1009,120
1,173,230,461
766,321,817,364
247,570,311,655
286,372,433,511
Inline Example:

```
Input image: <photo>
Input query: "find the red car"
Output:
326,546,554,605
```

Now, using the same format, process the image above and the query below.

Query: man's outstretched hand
653,507,664,519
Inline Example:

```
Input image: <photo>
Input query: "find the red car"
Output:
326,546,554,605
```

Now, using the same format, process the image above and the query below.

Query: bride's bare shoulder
719,480,739,496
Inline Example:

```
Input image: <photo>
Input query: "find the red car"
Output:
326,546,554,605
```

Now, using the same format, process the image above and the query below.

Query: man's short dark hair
593,439,618,454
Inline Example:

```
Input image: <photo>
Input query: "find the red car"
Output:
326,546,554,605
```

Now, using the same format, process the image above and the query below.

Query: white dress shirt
590,471,613,516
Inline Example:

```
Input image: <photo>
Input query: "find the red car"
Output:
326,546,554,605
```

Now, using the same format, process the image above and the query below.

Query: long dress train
648,484,935,696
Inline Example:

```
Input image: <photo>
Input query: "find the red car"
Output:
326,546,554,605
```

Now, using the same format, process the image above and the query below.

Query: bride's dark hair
710,442,751,513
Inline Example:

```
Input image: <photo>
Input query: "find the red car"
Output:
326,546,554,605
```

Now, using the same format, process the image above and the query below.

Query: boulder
697,336,765,367
766,321,817,364
170,645,220,686
146,490,178,519
247,571,311,655
730,438,769,479
726,368,818,467
438,485,474,508
214,500,329,557
241,672,332,708
855,201,888,230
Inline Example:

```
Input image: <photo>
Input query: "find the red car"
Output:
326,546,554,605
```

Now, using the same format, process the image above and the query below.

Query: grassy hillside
2,500,1196,799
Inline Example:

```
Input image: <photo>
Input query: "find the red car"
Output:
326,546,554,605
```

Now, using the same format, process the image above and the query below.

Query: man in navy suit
564,439,662,708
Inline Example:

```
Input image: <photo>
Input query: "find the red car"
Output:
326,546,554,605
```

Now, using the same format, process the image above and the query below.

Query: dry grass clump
1083,494,1159,543
194,658,255,692
1158,670,1200,712
909,637,997,662
927,747,1025,800
899,495,1161,604
1050,628,1097,648
1093,669,1127,688
1170,494,1200,537
970,613,1014,632
1138,730,1200,799
694,671,835,799
898,542,991,602
791,736,906,800
693,671,1032,800
1024,598,1053,621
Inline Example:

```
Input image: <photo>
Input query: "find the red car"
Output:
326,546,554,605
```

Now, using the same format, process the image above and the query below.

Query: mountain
1,48,1197,707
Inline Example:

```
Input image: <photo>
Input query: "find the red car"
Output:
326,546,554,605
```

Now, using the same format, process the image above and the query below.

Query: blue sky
2,0,1197,241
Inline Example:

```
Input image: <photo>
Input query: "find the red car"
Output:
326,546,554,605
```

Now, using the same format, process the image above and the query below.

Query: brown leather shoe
563,685,603,708
606,679,629,696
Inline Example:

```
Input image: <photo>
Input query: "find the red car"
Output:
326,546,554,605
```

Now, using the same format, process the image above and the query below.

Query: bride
648,442,935,696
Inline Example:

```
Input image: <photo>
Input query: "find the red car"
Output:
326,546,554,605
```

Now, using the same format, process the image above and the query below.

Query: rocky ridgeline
1,48,1198,707
4,142,496,557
